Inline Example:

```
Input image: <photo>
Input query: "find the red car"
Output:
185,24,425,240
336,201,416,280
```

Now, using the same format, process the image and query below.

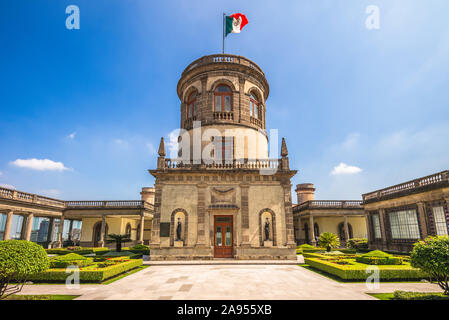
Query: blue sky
1,0,448,201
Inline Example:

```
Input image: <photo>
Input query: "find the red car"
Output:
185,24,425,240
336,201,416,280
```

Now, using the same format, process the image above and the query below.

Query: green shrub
346,238,368,250
28,259,142,283
297,244,315,249
304,257,426,281
322,251,345,256
50,253,93,268
392,290,449,300
411,236,449,295
356,256,403,265
131,244,149,250
0,240,50,299
318,232,340,252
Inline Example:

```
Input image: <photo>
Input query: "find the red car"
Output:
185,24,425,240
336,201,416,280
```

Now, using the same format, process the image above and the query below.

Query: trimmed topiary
346,238,368,250
411,236,449,295
318,232,340,252
50,253,92,268
356,250,403,265
0,240,50,299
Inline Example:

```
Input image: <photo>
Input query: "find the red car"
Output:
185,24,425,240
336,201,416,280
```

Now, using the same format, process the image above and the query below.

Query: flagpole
222,13,225,54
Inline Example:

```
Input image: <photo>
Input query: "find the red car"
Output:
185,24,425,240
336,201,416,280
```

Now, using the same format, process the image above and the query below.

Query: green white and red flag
225,13,248,36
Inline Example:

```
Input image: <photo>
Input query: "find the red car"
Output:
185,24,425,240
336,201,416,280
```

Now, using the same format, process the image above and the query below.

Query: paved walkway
19,263,441,300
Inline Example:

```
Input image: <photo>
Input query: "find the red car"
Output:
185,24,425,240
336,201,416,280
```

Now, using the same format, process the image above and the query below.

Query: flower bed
304,256,427,281
28,259,143,283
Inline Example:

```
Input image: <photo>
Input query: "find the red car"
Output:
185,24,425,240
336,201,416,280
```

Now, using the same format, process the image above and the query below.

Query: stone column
150,182,162,248
416,202,428,239
282,183,296,247
196,183,207,247
24,213,34,241
57,215,64,247
138,213,145,244
3,210,13,240
364,213,371,244
309,214,316,245
98,215,106,247
344,215,350,241
378,209,388,249
295,217,302,244
240,183,250,246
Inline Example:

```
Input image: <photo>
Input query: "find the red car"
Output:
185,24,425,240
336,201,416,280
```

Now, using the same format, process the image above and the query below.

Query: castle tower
149,54,297,260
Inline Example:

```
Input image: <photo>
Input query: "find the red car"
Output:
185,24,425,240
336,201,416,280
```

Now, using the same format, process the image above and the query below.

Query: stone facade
363,170,449,253
149,54,297,260
292,184,367,245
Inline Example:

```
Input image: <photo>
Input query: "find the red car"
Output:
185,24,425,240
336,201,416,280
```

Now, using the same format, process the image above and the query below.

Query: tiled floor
19,262,441,300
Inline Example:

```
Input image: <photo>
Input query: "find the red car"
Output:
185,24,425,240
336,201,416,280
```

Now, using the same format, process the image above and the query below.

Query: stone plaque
160,222,170,237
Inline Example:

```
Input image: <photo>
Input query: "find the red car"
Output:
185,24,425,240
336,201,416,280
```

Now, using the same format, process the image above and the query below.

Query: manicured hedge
304,257,427,281
28,259,143,283
50,253,93,268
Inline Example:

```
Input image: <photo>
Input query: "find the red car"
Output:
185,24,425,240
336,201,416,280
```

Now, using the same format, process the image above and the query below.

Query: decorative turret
157,137,166,169
281,137,289,170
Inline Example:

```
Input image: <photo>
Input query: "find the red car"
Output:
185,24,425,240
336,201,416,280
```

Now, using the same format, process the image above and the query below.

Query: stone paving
18,261,441,300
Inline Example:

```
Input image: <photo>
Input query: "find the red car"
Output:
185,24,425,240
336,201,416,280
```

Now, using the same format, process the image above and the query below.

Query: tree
106,234,131,252
411,236,449,295
318,232,340,252
0,240,50,299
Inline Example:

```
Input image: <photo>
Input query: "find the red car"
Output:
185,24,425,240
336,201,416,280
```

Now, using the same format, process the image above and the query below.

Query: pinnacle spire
281,137,288,157
158,137,166,157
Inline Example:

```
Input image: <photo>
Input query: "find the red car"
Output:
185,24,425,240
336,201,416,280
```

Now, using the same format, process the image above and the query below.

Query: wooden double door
214,215,233,258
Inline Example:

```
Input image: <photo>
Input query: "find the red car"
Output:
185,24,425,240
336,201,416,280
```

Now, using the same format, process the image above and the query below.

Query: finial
158,137,166,157
281,137,288,157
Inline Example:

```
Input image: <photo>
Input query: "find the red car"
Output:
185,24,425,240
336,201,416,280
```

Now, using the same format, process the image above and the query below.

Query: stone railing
0,186,66,208
163,158,282,171
182,54,264,76
66,200,153,210
250,116,262,128
213,111,234,120
0,186,154,211
295,200,363,211
362,170,449,202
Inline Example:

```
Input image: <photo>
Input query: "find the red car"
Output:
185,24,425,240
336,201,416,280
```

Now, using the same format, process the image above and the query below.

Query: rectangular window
388,209,420,239
224,96,232,112
213,136,234,163
62,219,72,241
254,105,259,119
51,219,61,242
215,96,222,112
0,213,6,240
372,214,381,239
9,215,24,240
71,220,83,242
30,217,50,243
432,206,448,236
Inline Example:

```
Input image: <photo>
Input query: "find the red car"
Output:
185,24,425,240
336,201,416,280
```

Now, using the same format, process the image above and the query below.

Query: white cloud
166,130,180,158
40,189,61,197
0,184,15,190
331,162,362,175
11,159,70,171
68,132,76,139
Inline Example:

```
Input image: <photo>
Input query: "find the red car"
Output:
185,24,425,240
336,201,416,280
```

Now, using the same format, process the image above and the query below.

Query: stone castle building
1,53,447,256
148,54,297,260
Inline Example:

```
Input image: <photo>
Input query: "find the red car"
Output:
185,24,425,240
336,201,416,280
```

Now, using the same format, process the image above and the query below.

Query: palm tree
106,234,131,252
318,232,340,252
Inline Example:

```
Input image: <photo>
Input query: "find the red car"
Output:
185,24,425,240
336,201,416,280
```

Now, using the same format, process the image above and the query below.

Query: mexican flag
225,13,248,36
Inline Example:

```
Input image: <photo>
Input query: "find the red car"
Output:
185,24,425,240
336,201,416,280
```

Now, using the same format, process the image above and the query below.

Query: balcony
66,200,153,211
213,111,234,121
250,116,262,128
0,186,66,208
182,54,264,76
162,158,283,171
295,200,363,212
362,170,449,203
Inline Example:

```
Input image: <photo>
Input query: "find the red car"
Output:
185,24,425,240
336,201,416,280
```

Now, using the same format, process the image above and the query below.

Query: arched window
186,91,197,119
125,223,131,237
214,85,232,112
338,222,353,241
250,92,260,119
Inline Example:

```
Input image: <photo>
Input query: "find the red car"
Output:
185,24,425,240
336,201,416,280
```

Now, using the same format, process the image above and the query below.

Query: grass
101,265,149,284
368,292,449,300
5,294,79,300
299,264,430,283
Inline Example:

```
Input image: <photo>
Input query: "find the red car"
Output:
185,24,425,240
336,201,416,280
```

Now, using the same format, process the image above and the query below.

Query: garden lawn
368,292,449,300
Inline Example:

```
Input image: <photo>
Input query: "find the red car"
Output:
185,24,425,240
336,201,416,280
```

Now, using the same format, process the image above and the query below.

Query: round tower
176,54,270,162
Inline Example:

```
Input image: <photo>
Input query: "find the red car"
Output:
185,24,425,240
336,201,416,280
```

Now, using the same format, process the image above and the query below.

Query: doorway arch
93,221,109,247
